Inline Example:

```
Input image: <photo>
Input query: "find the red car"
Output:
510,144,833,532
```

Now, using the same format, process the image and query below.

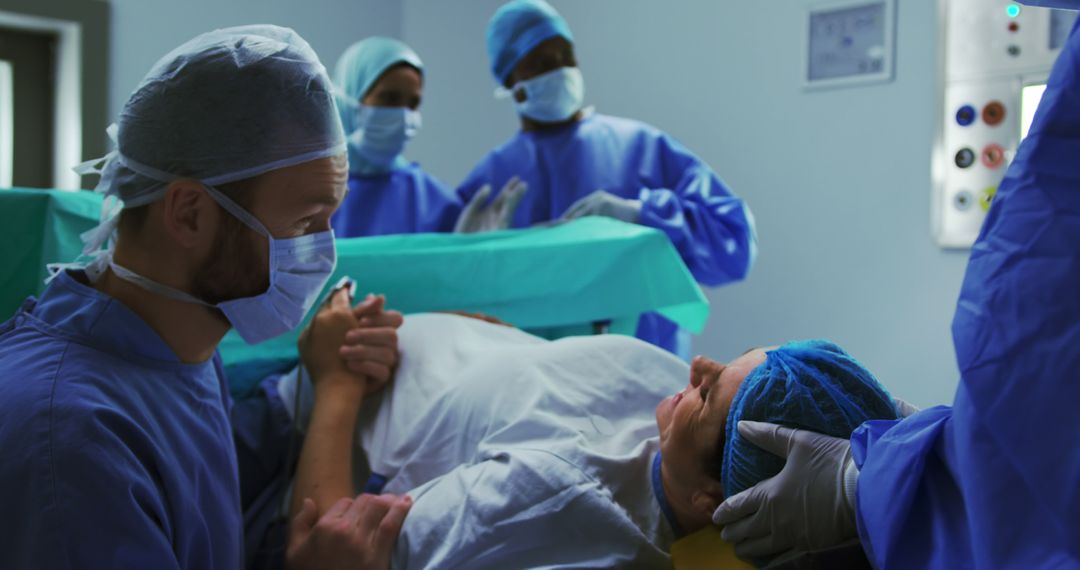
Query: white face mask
348,105,421,171
499,66,585,123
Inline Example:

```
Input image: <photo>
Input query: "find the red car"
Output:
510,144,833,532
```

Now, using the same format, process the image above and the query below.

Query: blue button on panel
956,104,977,127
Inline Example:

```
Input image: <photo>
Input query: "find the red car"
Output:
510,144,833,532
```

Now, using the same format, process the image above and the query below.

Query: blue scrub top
457,112,756,358
332,161,461,237
850,18,1080,569
0,271,243,569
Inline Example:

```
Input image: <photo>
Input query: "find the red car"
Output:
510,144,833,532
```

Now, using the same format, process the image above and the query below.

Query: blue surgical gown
457,113,756,359
332,162,461,237
0,270,244,568
849,19,1080,569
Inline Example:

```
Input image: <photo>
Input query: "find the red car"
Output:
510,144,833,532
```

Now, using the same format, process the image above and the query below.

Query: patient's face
656,349,769,494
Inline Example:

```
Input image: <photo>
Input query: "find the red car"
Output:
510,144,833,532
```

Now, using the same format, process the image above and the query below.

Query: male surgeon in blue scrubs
0,26,409,569
330,37,462,237
713,5,1080,568
457,0,758,360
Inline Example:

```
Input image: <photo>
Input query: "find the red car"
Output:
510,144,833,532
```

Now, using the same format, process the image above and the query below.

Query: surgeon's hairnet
76,25,345,255
486,0,574,86
721,341,899,498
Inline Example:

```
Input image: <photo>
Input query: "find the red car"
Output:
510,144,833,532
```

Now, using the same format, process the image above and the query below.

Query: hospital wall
401,0,970,408
106,0,402,119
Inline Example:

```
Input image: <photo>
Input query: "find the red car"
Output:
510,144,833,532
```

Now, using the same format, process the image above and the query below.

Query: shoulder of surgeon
0,327,177,565
513,112,698,164
455,112,693,198
0,319,179,469
589,113,702,161
349,160,454,199
399,160,455,199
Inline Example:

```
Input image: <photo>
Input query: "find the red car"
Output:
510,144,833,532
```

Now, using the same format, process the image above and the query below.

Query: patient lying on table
280,313,900,568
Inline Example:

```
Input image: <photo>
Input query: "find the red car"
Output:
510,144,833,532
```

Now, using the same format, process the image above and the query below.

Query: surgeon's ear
161,178,218,248
690,483,725,519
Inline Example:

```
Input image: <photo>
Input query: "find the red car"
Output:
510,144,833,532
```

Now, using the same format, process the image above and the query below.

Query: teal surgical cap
333,37,423,105
333,37,422,135
721,340,900,498
486,0,574,85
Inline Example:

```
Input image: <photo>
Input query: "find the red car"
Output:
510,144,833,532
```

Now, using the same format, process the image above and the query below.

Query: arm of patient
291,289,389,520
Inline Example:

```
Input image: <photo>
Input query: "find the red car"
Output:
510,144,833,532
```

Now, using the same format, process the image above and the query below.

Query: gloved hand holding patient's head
721,341,899,499
655,341,898,536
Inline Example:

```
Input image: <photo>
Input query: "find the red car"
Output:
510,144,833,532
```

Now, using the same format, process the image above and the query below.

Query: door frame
0,1,108,190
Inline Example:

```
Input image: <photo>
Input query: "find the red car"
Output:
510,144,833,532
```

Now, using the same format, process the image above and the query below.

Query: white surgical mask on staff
348,105,421,169
497,66,585,123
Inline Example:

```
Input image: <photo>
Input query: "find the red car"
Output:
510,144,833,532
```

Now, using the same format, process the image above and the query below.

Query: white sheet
285,313,690,568
367,313,686,565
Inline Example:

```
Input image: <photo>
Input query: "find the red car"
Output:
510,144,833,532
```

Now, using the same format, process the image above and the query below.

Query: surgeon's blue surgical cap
333,37,424,137
75,25,345,256
487,0,574,85
721,341,900,498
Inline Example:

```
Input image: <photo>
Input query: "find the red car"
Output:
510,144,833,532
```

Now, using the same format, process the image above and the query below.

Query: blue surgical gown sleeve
456,117,756,288
332,164,462,237
849,19,1080,569
635,134,757,287
455,115,754,359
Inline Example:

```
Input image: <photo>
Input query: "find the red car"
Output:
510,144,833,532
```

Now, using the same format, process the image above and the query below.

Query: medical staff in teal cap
456,0,758,360
331,37,461,237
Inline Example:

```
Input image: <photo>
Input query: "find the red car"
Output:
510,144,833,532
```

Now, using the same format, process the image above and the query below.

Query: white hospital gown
354,314,689,569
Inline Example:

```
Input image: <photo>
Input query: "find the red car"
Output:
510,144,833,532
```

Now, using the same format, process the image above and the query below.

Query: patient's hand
286,494,412,570
299,288,364,397
340,294,404,397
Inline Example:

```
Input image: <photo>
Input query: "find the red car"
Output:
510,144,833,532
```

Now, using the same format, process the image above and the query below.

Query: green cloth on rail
0,188,103,318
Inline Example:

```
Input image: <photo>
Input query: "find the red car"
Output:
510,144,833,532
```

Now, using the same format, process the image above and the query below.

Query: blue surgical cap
76,25,345,257
102,25,344,204
721,340,899,498
486,0,574,85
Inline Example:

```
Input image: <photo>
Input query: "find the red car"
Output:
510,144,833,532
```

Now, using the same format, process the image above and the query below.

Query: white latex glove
560,190,642,223
712,421,858,563
454,176,528,233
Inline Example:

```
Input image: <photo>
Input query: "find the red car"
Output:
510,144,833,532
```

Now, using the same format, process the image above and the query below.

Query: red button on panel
982,144,1006,169
1009,22,1020,32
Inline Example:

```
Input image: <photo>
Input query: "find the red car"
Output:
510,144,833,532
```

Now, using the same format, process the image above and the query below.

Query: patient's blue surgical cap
487,0,574,85
721,340,899,498
76,25,345,255
333,37,423,133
